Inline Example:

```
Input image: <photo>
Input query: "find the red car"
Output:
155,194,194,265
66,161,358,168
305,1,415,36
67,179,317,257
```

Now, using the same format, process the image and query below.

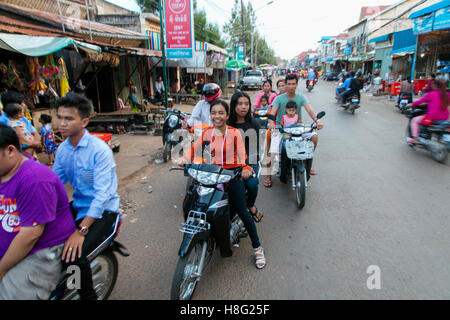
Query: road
110,78,450,300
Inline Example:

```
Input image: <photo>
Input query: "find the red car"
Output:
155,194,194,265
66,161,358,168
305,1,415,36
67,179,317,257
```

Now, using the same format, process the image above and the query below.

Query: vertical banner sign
165,0,194,59
237,43,245,61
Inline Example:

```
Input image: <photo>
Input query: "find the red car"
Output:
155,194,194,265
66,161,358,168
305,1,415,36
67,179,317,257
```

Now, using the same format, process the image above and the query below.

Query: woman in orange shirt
178,100,266,269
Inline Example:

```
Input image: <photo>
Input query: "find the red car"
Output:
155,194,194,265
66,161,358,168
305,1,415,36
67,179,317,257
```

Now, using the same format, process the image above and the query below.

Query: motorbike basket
285,139,314,160
180,211,211,235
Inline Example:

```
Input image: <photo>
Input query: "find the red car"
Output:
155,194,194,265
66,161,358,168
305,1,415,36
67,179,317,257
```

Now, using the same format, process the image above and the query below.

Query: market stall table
170,93,202,105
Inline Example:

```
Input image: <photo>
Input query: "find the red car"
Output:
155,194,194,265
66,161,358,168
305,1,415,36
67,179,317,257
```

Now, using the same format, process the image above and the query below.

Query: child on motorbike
259,95,270,111
39,114,57,166
178,100,266,269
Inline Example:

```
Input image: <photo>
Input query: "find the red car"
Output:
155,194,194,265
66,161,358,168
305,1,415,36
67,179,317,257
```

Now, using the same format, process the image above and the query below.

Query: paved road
110,79,449,300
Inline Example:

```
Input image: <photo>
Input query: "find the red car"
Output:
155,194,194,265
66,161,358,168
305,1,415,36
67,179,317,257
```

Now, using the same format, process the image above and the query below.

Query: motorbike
49,213,129,300
170,164,252,300
162,109,191,163
343,94,360,114
279,111,325,209
307,80,315,92
397,93,412,114
254,106,272,129
405,105,450,163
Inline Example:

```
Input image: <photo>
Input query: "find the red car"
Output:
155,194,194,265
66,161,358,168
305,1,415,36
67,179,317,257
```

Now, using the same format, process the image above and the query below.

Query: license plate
443,134,450,142
401,99,408,104
352,99,359,103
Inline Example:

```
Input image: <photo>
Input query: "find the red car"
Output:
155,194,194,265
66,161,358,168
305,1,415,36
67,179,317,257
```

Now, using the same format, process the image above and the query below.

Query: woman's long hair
228,91,254,126
433,78,449,111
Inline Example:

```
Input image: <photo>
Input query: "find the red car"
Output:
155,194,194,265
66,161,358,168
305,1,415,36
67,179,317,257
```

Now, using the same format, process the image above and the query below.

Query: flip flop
264,180,272,188
310,169,317,175
250,208,263,223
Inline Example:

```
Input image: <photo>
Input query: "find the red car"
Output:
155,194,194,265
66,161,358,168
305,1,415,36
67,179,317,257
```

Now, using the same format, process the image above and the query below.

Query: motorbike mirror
316,111,326,119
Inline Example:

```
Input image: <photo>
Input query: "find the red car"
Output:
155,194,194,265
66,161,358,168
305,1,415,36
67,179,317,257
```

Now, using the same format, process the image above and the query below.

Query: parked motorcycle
170,164,251,300
49,213,129,300
162,109,191,163
397,93,412,114
307,80,315,92
279,111,325,209
405,105,450,163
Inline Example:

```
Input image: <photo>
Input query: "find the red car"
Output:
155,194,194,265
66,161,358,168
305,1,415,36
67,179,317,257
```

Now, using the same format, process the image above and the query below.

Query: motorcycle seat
430,121,450,130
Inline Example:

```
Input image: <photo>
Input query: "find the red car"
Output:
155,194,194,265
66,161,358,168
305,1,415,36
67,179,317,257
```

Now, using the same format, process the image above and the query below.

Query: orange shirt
185,126,250,172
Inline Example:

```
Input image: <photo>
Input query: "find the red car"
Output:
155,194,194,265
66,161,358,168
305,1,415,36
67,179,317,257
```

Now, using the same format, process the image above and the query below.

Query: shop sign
165,0,194,59
237,43,245,61
413,14,434,34
433,7,450,31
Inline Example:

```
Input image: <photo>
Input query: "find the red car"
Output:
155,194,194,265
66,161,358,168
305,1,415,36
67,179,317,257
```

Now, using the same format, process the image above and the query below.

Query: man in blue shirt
52,93,120,300
306,68,316,88
340,72,355,105
1,91,40,143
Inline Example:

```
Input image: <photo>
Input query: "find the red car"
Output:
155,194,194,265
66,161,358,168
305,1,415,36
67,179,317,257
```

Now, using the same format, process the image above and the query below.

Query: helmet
202,83,222,102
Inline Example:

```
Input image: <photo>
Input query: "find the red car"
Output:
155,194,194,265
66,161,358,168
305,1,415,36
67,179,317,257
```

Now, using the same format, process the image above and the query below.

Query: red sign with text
164,0,193,59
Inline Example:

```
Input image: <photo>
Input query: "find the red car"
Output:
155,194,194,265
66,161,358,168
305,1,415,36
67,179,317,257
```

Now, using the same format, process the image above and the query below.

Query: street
110,79,450,300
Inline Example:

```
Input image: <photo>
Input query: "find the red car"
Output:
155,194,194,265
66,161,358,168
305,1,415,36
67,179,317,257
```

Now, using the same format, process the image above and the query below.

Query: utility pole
241,0,245,44
158,0,169,109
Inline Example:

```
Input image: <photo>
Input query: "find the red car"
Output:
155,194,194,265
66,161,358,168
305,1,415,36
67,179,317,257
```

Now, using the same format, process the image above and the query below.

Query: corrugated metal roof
0,2,146,40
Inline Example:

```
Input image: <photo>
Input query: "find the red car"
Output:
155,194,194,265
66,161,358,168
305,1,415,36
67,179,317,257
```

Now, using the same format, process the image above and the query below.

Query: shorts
45,143,57,155
0,244,64,300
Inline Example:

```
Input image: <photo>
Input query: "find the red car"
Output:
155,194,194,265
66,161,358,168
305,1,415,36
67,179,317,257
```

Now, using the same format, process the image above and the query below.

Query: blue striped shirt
53,130,120,221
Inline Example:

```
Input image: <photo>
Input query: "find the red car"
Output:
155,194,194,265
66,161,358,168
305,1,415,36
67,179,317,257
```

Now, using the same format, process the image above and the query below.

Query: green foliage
194,7,226,48
223,0,276,66
136,0,159,13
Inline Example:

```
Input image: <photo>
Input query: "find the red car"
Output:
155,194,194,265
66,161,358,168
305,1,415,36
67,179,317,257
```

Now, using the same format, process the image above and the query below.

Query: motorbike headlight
284,127,306,136
168,115,178,128
188,169,231,185
258,110,268,116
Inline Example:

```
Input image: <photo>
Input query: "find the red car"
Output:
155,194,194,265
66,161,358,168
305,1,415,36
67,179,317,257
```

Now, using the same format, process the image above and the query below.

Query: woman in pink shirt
410,78,450,143
254,81,277,110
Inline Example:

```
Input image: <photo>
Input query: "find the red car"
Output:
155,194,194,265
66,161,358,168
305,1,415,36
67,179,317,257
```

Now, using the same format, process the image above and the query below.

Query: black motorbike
343,93,360,114
279,111,325,209
405,105,450,163
49,213,129,300
254,107,272,129
170,164,250,300
162,109,191,163
397,93,413,114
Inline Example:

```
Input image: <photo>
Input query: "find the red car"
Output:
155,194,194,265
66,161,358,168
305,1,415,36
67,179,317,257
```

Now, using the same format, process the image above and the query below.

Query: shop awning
409,0,450,19
368,33,392,43
0,33,101,56
390,45,416,56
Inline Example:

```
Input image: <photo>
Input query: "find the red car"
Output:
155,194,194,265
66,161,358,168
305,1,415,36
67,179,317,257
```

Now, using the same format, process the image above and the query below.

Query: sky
109,0,398,60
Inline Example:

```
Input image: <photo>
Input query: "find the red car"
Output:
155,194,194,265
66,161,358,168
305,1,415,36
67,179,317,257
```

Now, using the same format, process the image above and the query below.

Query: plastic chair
118,97,131,114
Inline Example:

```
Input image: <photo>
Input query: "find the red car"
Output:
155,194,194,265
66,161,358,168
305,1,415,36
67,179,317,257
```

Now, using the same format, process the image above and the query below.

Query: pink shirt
412,90,450,121
282,114,299,127
254,91,277,108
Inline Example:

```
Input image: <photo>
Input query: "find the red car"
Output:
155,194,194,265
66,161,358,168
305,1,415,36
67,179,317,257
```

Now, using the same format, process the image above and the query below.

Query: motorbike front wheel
295,167,306,210
431,143,448,163
171,240,209,300
163,142,172,163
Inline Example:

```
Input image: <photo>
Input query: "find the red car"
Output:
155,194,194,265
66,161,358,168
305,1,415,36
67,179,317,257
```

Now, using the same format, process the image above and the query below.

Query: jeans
244,164,259,208
227,179,261,249
67,204,117,300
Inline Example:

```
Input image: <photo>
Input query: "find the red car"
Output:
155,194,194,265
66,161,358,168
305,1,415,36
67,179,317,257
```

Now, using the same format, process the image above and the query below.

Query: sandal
264,180,272,188
250,208,263,223
253,247,266,269
310,168,317,175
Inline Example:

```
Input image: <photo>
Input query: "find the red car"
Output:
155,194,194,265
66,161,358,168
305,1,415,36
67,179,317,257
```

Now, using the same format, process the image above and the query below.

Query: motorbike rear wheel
61,250,118,300
295,167,306,210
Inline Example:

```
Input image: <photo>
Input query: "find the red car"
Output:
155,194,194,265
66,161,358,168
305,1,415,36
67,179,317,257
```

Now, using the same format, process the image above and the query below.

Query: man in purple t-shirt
0,124,75,300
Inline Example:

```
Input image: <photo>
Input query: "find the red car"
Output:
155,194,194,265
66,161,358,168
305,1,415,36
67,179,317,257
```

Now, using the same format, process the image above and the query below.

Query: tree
136,0,159,14
223,0,256,60
194,4,226,48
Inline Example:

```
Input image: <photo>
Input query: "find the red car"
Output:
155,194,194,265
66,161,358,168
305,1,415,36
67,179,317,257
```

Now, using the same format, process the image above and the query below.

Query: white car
240,70,265,90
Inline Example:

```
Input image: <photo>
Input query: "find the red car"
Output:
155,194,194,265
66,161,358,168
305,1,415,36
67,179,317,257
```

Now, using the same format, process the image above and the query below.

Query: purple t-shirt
0,159,75,259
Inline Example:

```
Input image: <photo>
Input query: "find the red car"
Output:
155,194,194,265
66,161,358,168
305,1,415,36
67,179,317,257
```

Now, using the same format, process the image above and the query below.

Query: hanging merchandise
7,61,24,91
27,57,47,103
42,54,59,78
57,57,70,97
